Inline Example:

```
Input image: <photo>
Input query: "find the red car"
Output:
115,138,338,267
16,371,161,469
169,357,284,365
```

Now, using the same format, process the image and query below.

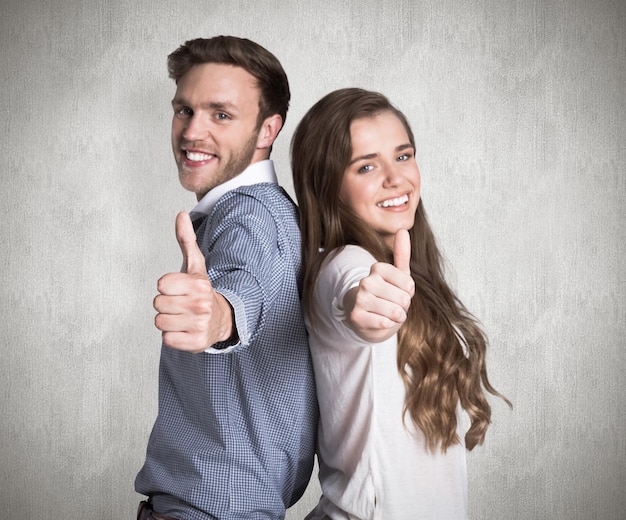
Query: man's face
171,63,263,200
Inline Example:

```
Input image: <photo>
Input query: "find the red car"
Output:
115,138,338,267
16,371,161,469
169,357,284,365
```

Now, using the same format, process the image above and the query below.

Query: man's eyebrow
171,98,238,112
203,101,238,112
348,144,414,166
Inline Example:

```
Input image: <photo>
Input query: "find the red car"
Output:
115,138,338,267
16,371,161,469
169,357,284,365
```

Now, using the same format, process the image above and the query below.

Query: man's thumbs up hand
176,211,206,276
154,212,234,353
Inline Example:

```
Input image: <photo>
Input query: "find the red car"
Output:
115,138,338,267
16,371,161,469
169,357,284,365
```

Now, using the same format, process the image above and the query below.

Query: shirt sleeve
200,191,283,353
316,246,377,339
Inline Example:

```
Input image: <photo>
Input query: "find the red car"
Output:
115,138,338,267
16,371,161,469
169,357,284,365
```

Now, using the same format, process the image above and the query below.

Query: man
135,36,318,520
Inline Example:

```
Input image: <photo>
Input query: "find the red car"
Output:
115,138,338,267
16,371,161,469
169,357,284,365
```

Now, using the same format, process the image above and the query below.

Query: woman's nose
382,163,402,187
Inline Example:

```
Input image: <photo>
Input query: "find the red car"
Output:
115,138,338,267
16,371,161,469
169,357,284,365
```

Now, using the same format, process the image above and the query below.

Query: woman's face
339,111,421,249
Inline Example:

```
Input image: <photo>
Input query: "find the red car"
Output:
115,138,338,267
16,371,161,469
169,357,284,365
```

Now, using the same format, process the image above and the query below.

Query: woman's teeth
377,195,408,208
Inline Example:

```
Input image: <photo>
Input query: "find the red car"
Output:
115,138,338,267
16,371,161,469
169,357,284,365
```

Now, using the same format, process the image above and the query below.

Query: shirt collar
190,160,278,217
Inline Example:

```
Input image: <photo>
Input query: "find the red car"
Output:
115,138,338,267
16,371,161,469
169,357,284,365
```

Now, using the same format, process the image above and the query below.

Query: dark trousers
137,500,178,520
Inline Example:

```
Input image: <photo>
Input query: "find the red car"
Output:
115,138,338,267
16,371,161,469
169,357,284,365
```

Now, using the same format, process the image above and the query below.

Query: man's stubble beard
179,129,260,198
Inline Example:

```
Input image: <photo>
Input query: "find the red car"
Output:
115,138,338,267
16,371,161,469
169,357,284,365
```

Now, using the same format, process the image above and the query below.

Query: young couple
135,36,508,520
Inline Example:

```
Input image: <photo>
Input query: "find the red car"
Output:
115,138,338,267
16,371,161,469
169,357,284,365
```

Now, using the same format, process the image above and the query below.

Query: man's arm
153,212,234,353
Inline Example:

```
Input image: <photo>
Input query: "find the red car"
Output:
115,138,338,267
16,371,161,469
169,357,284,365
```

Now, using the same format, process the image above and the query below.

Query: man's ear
256,114,283,150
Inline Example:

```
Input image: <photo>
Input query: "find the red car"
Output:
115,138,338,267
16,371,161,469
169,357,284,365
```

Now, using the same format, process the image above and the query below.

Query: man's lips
184,150,216,162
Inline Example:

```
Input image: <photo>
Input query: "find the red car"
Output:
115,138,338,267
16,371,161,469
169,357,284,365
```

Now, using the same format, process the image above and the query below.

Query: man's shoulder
234,181,293,201
216,182,296,214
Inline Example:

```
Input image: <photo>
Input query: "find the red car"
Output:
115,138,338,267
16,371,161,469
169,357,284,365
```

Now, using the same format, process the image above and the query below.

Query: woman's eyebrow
348,152,378,166
348,144,413,166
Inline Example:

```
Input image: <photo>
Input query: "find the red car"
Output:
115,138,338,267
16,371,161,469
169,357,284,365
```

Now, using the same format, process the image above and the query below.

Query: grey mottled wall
1,0,624,518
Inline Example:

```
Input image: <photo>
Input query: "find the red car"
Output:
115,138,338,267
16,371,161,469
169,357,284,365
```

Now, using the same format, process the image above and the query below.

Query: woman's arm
343,230,415,343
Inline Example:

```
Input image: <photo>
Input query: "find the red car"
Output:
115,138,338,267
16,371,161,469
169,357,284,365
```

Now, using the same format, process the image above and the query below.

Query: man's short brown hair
167,36,290,129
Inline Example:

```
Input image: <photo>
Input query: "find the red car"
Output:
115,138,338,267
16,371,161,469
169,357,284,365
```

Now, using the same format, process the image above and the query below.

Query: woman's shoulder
321,245,377,273
315,245,376,304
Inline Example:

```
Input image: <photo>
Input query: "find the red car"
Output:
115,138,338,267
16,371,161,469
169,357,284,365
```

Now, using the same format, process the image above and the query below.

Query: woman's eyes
357,154,412,173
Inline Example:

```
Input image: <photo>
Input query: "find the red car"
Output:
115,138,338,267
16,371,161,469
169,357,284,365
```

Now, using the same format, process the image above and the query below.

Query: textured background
1,0,625,518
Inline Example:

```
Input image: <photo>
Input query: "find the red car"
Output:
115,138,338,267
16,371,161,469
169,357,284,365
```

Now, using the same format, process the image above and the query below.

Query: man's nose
183,115,209,142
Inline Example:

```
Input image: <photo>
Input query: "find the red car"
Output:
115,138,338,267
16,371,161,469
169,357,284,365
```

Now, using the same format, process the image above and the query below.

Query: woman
291,88,509,519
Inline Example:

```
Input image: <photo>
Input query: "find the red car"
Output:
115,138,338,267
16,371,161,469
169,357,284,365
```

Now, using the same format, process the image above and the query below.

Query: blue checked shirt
135,161,318,519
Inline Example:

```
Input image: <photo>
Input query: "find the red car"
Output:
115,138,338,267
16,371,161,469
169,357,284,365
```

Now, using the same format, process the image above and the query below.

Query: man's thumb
175,212,206,275
393,229,411,275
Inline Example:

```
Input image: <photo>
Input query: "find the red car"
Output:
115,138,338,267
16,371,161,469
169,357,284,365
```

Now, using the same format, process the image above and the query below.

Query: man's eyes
174,107,193,118
173,108,231,121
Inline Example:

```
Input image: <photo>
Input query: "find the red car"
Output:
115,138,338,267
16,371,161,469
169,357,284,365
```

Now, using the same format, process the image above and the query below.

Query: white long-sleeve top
305,245,469,520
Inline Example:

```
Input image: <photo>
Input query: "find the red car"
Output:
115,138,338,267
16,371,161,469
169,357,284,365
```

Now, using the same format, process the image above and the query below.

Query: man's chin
179,168,204,184
179,176,209,198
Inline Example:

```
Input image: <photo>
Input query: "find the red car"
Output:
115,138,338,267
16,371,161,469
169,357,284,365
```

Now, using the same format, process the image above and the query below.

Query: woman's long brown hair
291,88,510,452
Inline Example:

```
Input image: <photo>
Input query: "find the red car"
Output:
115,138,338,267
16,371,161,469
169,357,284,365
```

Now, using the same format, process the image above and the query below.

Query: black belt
137,500,178,520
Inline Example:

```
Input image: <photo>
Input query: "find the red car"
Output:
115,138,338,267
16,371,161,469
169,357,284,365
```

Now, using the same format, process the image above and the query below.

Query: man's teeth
377,195,409,208
186,151,214,161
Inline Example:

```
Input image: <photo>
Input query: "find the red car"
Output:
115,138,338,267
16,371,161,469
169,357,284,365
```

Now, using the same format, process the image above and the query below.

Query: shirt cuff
204,289,249,354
